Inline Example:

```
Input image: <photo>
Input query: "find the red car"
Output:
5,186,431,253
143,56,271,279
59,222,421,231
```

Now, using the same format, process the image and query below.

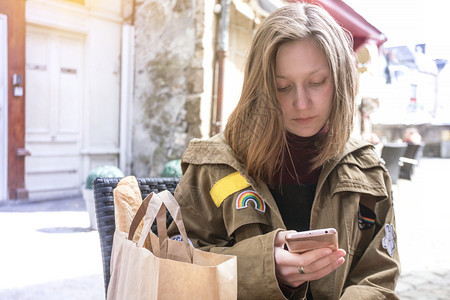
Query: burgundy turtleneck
280,130,323,184
269,129,324,232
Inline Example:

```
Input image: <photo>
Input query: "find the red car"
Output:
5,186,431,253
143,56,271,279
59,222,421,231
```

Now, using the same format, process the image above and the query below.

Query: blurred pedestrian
403,127,422,145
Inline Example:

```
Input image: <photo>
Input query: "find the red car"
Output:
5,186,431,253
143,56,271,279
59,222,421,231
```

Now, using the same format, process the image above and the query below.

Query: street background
391,157,450,299
0,158,449,299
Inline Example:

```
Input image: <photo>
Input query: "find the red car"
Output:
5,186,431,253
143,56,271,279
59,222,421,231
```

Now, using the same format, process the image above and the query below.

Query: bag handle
156,190,190,245
128,192,157,241
128,191,193,261
143,191,193,260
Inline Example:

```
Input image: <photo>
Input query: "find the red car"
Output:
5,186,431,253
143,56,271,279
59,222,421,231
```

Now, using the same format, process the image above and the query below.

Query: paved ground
0,158,449,299
391,158,450,299
0,195,105,299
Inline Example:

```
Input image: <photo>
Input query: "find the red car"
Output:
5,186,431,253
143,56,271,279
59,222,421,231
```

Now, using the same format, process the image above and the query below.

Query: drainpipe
118,0,136,175
214,0,231,134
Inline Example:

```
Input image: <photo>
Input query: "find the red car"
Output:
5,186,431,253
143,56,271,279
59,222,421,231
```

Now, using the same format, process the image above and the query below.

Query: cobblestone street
0,158,449,299
393,158,450,299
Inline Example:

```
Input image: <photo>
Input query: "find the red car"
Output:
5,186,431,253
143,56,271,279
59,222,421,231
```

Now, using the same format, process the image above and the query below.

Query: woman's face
275,39,334,137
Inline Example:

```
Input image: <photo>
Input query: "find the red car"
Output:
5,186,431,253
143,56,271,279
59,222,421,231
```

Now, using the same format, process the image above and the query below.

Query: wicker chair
92,177,180,296
399,143,424,180
380,143,407,184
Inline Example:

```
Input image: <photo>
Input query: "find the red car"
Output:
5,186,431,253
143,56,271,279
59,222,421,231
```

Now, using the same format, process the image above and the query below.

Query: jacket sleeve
340,200,400,299
167,163,292,299
339,171,401,299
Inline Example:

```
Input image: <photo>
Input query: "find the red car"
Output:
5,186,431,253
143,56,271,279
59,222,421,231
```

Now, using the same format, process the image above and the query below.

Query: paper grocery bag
107,190,237,300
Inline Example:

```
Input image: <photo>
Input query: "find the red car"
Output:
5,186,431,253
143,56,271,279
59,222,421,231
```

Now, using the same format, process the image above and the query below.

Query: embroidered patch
382,224,396,257
235,190,266,213
210,172,250,207
170,234,193,246
358,204,376,231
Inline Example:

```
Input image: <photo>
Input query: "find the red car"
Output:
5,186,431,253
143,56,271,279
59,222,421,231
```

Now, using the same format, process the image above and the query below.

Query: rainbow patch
361,216,375,224
235,190,266,213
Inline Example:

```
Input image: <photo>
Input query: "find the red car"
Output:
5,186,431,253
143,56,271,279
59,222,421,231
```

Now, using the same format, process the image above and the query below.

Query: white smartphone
285,228,338,254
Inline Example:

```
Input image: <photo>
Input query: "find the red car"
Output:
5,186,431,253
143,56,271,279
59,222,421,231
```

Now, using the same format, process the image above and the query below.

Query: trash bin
441,130,450,158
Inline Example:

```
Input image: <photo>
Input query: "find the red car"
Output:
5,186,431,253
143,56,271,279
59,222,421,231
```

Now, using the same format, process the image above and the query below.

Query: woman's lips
293,116,315,124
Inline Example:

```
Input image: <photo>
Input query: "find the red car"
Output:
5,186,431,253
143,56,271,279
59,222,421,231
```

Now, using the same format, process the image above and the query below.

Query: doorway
25,26,84,200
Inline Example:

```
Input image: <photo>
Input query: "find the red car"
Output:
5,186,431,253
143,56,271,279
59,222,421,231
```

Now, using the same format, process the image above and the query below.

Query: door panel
26,31,51,134
25,26,84,200
58,36,81,134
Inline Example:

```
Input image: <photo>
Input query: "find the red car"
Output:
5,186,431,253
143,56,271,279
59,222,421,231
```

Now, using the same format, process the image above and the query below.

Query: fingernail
338,257,345,265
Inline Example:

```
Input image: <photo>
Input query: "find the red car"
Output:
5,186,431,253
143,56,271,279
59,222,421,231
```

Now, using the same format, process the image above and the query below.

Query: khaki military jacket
168,133,400,299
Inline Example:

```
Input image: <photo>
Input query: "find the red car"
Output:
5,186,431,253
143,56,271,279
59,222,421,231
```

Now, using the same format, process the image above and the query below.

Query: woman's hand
274,230,346,287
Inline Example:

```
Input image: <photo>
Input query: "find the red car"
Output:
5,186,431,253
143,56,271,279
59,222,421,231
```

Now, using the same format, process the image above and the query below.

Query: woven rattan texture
93,177,179,296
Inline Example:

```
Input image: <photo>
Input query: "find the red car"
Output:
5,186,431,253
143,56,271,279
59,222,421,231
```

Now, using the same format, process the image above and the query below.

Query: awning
299,0,387,51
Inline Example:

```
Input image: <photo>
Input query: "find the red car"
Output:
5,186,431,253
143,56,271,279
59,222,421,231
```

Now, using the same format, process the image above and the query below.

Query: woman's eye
277,86,291,92
309,79,326,86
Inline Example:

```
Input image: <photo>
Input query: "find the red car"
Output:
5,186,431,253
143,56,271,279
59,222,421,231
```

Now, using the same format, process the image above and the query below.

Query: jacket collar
183,134,374,183
181,133,245,172
182,134,376,229
316,137,375,199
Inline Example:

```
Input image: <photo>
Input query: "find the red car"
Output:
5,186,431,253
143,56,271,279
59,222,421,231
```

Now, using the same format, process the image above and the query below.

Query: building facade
2,0,384,201
2,0,123,201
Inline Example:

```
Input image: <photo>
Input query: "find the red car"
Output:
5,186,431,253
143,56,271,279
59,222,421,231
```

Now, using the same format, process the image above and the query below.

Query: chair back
381,143,407,184
93,177,179,296
399,143,424,180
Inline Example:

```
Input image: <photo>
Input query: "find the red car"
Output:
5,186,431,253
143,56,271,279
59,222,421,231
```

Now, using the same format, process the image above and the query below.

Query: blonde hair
224,3,358,185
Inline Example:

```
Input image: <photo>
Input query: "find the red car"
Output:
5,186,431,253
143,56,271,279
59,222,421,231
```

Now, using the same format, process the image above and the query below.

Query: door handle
17,148,31,157
12,74,23,97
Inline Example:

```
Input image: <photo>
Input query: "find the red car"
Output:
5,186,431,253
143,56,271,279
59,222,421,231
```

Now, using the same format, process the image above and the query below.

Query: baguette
113,176,144,243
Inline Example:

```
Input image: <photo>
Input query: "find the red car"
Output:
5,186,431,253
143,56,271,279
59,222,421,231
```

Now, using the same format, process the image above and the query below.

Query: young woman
168,3,400,299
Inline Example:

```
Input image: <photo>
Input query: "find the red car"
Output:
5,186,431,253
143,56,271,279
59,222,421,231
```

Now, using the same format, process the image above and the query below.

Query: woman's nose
293,86,310,109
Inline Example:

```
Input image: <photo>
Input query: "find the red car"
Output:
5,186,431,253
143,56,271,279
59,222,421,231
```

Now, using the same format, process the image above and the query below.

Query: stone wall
130,0,276,176
132,0,205,176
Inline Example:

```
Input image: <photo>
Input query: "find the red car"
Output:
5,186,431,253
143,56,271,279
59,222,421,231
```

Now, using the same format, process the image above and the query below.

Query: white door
0,14,7,201
25,26,84,200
